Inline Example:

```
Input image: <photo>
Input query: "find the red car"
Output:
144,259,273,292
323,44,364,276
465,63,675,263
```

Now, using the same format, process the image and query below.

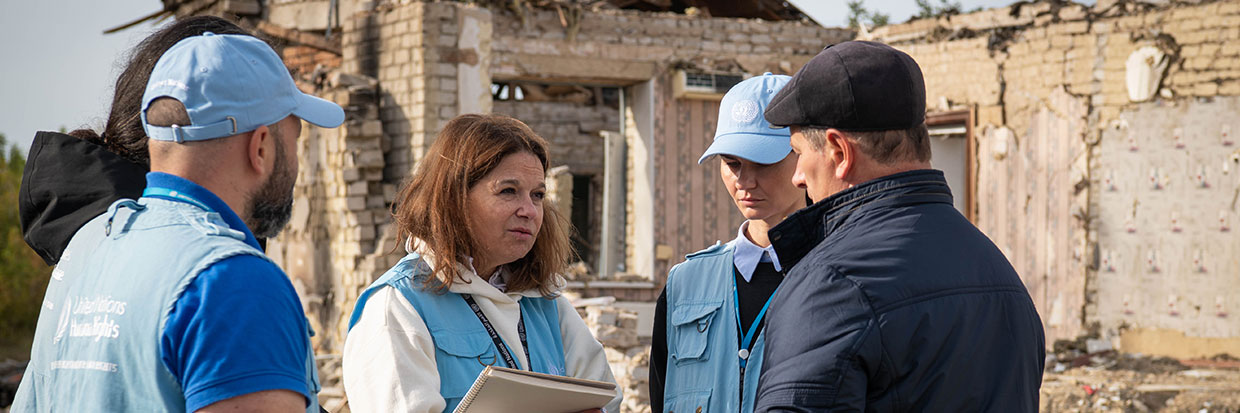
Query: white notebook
452,366,616,413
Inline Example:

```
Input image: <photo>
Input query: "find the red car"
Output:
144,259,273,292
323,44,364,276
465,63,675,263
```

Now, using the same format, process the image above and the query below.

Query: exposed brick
1194,81,1221,96
1221,80,1240,95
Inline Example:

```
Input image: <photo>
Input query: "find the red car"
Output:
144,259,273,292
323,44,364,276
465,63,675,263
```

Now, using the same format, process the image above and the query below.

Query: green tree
0,133,51,359
846,0,891,30
915,0,964,19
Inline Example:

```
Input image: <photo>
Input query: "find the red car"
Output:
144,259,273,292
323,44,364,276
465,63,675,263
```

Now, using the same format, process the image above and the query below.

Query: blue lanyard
143,187,212,212
732,274,778,369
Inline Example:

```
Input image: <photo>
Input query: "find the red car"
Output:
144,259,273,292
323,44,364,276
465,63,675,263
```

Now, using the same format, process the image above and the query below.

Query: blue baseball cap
698,73,793,165
141,32,344,142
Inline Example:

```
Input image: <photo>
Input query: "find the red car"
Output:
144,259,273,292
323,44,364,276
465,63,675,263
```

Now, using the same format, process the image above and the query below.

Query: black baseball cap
764,41,926,131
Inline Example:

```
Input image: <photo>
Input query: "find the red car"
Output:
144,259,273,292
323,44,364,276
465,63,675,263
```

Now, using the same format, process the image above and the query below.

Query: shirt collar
768,169,951,270
143,172,261,250
731,221,783,282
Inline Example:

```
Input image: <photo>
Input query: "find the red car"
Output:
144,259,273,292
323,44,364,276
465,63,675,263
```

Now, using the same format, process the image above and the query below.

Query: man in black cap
754,41,1046,411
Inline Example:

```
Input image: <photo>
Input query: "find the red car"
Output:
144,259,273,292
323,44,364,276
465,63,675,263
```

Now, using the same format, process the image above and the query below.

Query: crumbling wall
872,0,1240,356
265,70,397,411
485,6,852,295
342,2,492,183
578,303,651,413
490,7,854,83
491,100,619,175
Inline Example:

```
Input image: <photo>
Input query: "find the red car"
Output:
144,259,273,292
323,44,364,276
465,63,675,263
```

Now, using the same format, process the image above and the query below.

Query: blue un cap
141,32,345,142
698,73,792,165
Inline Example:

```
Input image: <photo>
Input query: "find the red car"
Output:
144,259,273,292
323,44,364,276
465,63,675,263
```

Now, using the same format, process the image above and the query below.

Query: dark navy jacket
755,170,1045,412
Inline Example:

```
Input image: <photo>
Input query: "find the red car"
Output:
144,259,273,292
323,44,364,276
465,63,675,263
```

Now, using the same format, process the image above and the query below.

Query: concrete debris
582,302,651,413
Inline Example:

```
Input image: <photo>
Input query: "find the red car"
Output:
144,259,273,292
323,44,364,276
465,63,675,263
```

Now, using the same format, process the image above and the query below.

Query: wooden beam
103,8,172,34
256,21,341,55
492,53,658,86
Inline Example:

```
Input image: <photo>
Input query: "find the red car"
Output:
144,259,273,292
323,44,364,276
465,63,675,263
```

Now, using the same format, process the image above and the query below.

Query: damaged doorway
927,110,975,220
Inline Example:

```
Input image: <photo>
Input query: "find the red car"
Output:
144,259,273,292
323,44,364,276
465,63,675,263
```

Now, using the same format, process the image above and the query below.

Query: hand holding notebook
452,366,617,413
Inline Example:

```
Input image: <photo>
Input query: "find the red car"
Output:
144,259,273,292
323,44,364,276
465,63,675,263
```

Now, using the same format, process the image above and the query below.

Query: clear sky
787,0,1021,28
0,0,163,153
0,0,1022,154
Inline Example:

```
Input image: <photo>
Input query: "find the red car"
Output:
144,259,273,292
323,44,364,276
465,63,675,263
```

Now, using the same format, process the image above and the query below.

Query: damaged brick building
864,0,1240,360
136,0,1240,410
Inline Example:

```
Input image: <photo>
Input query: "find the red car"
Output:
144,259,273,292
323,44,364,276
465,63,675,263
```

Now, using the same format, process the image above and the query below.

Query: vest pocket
430,329,494,399
669,301,722,364
666,389,713,413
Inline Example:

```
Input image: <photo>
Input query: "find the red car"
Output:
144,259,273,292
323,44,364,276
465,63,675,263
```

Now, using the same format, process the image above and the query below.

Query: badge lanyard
462,294,531,370
143,187,212,212
733,272,778,401
733,277,777,370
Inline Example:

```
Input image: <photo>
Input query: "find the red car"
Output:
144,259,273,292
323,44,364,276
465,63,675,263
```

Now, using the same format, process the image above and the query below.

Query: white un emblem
731,99,760,123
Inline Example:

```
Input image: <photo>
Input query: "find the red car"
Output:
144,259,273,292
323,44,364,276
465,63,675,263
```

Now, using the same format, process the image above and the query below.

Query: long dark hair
70,16,252,165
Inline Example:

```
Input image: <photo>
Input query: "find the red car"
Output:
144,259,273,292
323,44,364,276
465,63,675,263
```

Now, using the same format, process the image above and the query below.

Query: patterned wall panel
1095,97,1240,339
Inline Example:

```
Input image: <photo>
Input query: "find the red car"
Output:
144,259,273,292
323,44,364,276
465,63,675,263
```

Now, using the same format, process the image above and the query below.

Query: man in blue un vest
650,73,807,413
13,33,344,412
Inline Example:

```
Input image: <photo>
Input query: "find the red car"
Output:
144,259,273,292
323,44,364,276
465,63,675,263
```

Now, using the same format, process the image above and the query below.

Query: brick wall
282,44,343,77
490,6,854,81
871,0,1240,356
491,100,619,173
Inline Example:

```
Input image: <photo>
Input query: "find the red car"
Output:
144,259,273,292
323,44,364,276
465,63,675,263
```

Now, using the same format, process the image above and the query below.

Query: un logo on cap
731,99,760,123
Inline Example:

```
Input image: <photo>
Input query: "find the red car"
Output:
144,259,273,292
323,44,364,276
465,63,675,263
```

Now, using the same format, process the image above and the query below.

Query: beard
246,140,296,239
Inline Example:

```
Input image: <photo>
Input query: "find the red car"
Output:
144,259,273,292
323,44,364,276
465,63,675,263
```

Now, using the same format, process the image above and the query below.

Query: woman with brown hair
342,114,621,412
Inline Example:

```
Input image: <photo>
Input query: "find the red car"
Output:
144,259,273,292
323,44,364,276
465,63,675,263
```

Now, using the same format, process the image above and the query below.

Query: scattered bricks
346,196,367,211
346,181,369,196
342,168,362,182
358,225,376,241
354,149,385,168
587,306,620,327
360,119,383,137
383,184,398,203
581,303,650,412
366,195,386,209
439,106,457,120
357,211,375,226
345,135,380,151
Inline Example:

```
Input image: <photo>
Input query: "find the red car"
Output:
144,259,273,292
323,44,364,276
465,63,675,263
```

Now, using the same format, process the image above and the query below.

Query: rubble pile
317,355,348,413
0,360,27,411
1041,337,1240,412
580,303,651,413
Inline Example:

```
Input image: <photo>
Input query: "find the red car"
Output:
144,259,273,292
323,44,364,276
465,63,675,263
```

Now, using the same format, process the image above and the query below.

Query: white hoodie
343,249,622,413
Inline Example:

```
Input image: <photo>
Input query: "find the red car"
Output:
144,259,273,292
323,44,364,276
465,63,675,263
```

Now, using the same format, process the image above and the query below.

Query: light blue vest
663,241,766,413
11,198,320,413
348,252,567,413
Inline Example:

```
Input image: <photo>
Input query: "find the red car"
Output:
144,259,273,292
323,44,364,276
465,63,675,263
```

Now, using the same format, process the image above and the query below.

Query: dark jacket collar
20,132,149,265
768,169,954,269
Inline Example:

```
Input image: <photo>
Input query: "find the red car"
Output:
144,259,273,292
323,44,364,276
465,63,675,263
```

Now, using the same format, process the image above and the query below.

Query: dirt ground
3,353,1239,412
1041,349,1240,412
